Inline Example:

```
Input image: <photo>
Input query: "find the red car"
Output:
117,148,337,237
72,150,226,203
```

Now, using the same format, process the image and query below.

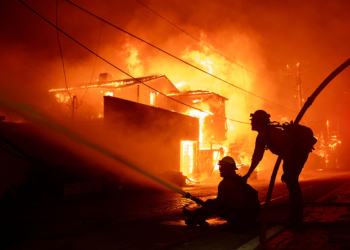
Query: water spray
0,93,204,205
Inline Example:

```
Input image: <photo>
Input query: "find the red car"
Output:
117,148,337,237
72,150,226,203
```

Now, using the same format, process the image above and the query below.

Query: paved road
1,171,349,250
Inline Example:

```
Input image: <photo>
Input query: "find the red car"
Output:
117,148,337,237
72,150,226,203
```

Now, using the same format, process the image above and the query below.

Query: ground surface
1,171,350,250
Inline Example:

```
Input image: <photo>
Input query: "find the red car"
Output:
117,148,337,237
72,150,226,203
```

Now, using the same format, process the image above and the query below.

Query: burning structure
49,73,229,184
165,90,228,182
49,74,179,121
1,0,349,212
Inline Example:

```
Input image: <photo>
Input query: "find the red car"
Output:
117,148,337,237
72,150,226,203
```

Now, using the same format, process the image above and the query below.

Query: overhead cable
56,0,71,99
80,20,104,104
0,146,32,161
18,0,250,124
0,40,59,88
61,0,297,113
135,0,296,92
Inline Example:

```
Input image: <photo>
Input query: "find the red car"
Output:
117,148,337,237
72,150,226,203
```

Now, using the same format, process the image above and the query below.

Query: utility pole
287,62,306,110
67,95,80,122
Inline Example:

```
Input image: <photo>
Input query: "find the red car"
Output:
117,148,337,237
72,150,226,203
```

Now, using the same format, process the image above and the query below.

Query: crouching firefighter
183,156,260,227
243,110,317,228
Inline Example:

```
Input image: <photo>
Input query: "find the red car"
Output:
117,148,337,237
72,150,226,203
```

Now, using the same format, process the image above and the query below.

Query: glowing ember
150,92,156,106
192,99,203,103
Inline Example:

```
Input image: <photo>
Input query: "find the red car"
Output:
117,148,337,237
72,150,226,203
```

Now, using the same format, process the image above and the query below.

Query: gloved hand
242,174,250,183
281,172,290,183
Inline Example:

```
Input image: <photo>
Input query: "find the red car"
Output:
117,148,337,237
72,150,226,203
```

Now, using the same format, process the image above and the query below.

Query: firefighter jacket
252,126,291,165
217,175,246,208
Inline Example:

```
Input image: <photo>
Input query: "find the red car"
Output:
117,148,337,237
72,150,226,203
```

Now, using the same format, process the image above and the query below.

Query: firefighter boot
183,208,208,227
287,207,303,229
184,219,209,227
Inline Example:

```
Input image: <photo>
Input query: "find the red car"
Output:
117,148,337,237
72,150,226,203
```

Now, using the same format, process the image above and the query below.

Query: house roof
49,74,176,92
167,90,229,101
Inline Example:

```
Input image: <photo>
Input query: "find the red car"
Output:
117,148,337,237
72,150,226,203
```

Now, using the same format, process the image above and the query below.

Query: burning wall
104,96,199,177
48,73,232,183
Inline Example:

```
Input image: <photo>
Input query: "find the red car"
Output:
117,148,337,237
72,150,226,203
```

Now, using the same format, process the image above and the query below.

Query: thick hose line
259,58,350,249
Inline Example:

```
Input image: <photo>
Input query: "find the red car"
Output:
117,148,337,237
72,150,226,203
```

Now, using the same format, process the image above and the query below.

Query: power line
18,0,250,125
242,68,248,114
0,40,59,88
56,0,71,99
61,0,297,113
0,146,32,161
135,0,296,92
0,39,110,121
80,20,104,104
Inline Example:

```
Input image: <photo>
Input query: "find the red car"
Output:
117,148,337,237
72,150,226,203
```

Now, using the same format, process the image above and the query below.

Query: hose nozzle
185,192,204,206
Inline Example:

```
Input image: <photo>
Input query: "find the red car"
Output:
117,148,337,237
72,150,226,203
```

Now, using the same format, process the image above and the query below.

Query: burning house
162,90,228,182
49,74,179,121
48,73,229,184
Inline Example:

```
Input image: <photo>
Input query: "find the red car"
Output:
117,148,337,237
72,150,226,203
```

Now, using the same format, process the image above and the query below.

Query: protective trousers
283,147,310,223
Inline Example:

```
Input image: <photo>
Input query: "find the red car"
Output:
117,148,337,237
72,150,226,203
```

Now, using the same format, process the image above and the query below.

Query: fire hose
185,192,205,206
259,58,350,249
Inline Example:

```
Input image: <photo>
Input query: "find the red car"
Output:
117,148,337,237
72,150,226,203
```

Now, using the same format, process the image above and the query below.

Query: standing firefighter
243,110,317,228
183,156,260,227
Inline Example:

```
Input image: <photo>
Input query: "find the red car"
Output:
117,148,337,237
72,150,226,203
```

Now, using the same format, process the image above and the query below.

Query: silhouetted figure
183,156,260,227
243,110,316,228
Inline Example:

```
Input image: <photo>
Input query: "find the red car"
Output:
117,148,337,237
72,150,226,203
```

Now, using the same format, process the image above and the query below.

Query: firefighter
183,156,259,227
243,110,311,228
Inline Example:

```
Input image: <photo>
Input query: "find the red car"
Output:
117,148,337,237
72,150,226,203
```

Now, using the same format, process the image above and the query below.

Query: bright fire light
187,109,213,143
180,141,194,176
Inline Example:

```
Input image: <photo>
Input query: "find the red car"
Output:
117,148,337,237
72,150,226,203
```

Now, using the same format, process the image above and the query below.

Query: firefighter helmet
218,156,237,170
250,110,271,125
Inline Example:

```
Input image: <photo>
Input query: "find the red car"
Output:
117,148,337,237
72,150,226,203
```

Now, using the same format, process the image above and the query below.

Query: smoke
1,0,350,184
0,92,182,193
3,0,350,106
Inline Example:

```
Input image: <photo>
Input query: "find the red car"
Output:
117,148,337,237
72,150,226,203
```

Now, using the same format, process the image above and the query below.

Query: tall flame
187,109,212,143
123,42,144,77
